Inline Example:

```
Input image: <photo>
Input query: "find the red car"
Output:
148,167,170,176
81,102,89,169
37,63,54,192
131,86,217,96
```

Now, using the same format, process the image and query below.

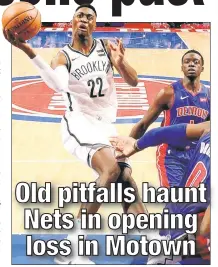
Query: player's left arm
200,205,210,237
104,38,138,87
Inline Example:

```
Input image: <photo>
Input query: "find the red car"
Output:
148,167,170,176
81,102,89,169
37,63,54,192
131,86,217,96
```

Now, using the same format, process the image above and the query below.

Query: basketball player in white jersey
5,4,147,264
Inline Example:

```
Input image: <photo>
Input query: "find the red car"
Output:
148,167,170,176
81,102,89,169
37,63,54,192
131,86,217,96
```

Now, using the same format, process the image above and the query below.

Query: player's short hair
75,4,97,17
182,49,204,66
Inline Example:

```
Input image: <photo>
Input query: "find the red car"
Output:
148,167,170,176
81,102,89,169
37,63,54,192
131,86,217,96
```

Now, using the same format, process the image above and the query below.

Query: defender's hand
109,136,137,158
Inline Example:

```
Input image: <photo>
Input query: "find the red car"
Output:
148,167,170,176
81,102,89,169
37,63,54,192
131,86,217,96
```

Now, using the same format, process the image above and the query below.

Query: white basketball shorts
61,111,129,168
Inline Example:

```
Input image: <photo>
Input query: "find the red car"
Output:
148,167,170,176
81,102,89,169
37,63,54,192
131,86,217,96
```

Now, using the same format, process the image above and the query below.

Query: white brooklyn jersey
61,39,117,122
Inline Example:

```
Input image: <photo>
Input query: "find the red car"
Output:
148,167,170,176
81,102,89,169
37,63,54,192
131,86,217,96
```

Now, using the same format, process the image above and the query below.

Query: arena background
12,22,210,264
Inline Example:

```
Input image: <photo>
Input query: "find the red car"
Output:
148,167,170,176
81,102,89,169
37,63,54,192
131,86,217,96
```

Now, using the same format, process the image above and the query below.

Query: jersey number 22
88,78,105,98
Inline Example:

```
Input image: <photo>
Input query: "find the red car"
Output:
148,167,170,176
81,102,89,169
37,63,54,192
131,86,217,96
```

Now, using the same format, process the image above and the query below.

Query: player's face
72,7,96,38
182,53,204,79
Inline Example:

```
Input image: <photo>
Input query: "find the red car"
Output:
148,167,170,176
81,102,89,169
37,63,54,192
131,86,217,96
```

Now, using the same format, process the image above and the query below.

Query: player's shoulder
163,83,174,97
95,38,109,52
201,82,210,93
166,79,184,97
170,79,183,88
60,44,72,53
154,84,174,107
50,46,70,69
95,37,107,44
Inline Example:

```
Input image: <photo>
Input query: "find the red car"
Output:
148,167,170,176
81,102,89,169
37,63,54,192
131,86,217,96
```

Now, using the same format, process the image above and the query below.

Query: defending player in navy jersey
110,121,210,264
159,131,210,264
165,135,210,264
4,4,148,265
129,50,210,187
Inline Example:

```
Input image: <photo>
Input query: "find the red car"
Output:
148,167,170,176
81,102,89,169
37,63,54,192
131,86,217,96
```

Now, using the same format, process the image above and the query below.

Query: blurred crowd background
28,22,210,49
42,22,210,29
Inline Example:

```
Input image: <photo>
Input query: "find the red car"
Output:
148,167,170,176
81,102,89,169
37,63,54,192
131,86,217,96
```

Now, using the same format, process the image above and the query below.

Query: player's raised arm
129,86,174,139
105,38,138,87
3,29,69,93
30,49,69,93
3,29,36,58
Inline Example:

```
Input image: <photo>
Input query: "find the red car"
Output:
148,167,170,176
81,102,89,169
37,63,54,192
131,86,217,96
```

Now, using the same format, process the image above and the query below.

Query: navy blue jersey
180,132,210,190
163,132,210,237
161,132,210,260
162,80,210,127
157,80,210,187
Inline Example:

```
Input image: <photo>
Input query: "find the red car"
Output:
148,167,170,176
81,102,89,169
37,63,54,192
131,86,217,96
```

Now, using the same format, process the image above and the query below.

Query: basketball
2,2,41,41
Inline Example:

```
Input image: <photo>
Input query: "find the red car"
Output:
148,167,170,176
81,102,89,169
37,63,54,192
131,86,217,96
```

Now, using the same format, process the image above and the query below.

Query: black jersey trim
99,39,113,71
64,115,112,166
64,115,91,146
61,50,71,73
63,116,111,148
67,39,97,57
67,93,73,111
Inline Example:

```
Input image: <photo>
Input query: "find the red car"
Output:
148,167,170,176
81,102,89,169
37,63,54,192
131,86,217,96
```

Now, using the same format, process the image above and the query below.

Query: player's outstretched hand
4,29,27,49
109,136,137,158
3,29,35,57
108,38,125,66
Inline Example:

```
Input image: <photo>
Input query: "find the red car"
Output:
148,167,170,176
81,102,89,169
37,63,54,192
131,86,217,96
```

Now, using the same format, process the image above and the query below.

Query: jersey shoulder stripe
60,50,71,72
